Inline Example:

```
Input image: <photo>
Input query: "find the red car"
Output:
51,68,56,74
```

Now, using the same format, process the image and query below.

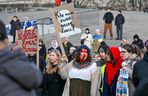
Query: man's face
13,17,17,21
107,9,110,12
134,38,138,41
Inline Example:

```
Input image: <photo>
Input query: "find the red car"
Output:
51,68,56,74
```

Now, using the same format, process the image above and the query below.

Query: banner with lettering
16,29,38,53
51,3,81,38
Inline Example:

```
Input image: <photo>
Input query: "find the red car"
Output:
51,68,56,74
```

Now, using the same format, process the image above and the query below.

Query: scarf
106,47,122,86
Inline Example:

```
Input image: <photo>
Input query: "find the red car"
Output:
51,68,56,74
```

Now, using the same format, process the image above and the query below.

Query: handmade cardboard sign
16,29,38,54
51,3,81,38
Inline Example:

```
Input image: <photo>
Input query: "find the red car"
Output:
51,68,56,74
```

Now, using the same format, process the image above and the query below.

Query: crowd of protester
0,9,148,96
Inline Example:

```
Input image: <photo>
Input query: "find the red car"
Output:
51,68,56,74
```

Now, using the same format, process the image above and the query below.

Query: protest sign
16,29,39,68
16,29,38,54
51,3,81,38
50,3,81,56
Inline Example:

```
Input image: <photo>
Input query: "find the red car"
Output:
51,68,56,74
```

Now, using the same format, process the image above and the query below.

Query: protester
39,39,47,61
62,36,73,58
132,34,144,49
10,16,21,43
92,29,103,54
42,49,65,96
81,28,93,49
0,20,42,96
58,45,100,96
120,44,141,96
103,8,114,40
48,40,61,53
21,17,32,30
115,10,125,40
95,41,109,67
132,44,144,58
28,53,46,72
68,46,76,62
96,42,109,95
101,46,122,96
132,40,148,88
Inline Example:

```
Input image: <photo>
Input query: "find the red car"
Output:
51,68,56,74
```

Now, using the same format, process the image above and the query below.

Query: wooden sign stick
50,9,67,57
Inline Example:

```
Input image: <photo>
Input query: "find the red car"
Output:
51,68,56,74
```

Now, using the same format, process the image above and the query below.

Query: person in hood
102,46,122,96
115,10,125,40
48,40,61,53
132,34,144,49
133,40,148,95
0,20,42,96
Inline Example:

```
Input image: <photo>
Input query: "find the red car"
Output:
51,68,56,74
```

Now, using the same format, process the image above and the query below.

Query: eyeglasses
121,51,127,54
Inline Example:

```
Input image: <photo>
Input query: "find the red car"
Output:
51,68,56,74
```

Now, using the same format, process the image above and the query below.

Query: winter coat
132,39,144,49
10,20,21,35
39,44,47,61
115,14,125,26
102,47,122,96
43,72,65,96
103,12,114,23
133,51,148,88
21,21,32,30
58,60,101,96
0,49,42,96
81,33,93,49
122,54,141,96
62,42,73,57
28,54,46,72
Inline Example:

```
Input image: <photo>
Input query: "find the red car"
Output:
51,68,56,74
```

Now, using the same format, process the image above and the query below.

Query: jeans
116,24,123,40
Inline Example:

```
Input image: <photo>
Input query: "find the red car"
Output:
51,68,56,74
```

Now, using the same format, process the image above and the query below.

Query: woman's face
121,48,132,61
49,52,59,65
51,41,56,48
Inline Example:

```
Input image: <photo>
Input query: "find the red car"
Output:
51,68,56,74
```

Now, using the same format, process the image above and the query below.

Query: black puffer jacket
0,49,42,96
